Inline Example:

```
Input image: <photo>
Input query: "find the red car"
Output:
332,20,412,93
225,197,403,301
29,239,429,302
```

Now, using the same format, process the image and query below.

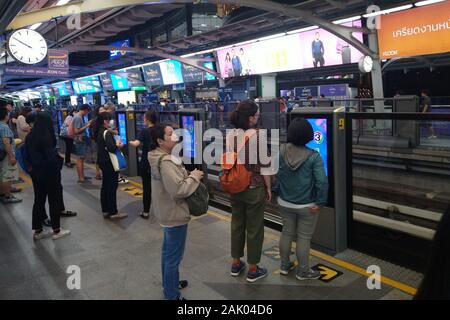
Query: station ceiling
0,0,434,93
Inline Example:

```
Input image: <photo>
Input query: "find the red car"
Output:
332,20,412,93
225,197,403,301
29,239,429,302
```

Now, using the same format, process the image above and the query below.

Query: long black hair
93,112,112,140
415,207,450,300
230,100,259,130
26,112,56,151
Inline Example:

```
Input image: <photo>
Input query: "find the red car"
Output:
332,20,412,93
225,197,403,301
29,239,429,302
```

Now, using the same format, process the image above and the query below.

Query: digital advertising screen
83,115,90,138
126,68,145,89
143,64,164,87
160,60,184,85
57,111,63,131
72,76,102,94
216,20,364,78
100,74,113,91
110,73,130,91
110,39,131,59
306,118,328,176
117,113,127,145
135,112,146,138
53,81,73,97
181,61,216,83
181,115,195,159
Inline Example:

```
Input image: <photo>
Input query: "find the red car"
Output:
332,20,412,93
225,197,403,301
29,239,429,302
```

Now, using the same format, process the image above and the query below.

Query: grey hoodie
148,148,200,227
280,143,314,170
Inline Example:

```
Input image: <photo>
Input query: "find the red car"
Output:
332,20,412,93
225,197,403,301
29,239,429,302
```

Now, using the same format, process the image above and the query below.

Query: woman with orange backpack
223,100,273,283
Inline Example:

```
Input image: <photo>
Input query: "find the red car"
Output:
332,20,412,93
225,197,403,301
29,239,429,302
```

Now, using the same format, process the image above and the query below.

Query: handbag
157,155,209,216
103,130,127,172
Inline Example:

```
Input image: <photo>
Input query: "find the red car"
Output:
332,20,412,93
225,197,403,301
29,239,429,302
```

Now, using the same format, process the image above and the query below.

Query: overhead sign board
378,1,450,59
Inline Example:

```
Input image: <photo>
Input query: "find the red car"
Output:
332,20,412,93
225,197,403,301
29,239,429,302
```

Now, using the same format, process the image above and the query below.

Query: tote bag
103,130,127,172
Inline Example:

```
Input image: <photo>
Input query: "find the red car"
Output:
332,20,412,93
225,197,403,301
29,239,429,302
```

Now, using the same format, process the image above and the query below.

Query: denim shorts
74,142,87,158
0,158,19,183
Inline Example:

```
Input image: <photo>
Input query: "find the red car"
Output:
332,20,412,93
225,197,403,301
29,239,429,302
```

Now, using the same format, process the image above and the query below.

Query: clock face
7,29,48,65
364,56,373,72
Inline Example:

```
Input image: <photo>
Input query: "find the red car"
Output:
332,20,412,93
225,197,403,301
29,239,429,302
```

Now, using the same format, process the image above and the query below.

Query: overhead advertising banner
110,73,129,91
378,1,450,59
143,64,164,87
100,74,113,91
295,86,319,98
52,81,73,97
126,68,144,88
182,61,216,83
5,66,69,77
48,49,69,70
160,60,184,85
216,21,363,78
72,76,102,94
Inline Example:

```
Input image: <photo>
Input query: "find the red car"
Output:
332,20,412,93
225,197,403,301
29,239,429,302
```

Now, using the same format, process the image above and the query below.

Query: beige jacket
148,148,200,227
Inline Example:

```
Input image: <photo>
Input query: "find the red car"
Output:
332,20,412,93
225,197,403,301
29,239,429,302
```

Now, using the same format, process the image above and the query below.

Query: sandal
139,212,150,219
61,210,77,217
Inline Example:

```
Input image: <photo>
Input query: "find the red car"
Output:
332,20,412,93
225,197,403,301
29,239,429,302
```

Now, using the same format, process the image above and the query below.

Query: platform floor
0,161,421,300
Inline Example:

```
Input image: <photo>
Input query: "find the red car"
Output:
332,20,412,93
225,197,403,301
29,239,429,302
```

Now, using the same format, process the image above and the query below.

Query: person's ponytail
230,100,259,130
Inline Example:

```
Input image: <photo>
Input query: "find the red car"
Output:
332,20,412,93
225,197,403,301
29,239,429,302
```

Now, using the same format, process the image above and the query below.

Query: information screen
57,111,63,131
181,115,195,159
117,113,127,145
160,60,184,85
306,118,328,176
110,39,130,59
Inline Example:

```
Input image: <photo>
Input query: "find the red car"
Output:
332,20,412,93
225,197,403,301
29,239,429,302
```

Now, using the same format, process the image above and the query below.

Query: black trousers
99,161,118,215
31,170,61,231
140,169,152,213
61,137,74,164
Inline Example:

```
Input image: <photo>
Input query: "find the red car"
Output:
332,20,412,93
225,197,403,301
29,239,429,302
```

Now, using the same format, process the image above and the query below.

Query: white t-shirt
16,115,30,141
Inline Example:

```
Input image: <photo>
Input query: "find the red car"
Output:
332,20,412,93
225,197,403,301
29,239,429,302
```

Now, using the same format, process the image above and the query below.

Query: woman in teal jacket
274,118,328,281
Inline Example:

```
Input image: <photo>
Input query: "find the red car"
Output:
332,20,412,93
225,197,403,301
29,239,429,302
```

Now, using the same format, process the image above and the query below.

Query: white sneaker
427,135,438,139
110,213,128,219
33,231,52,241
52,229,71,240
118,177,129,184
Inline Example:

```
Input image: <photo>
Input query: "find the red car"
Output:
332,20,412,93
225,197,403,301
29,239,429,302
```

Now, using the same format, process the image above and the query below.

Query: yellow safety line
81,164,418,296
19,172,32,186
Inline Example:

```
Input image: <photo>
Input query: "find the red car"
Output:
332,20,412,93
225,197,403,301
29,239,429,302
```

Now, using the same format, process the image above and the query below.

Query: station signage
378,1,450,59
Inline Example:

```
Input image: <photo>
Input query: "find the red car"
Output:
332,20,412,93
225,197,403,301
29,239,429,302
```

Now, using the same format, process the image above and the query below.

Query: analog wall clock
7,29,48,65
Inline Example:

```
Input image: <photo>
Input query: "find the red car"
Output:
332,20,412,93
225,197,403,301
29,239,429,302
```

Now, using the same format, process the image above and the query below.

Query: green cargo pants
230,186,266,265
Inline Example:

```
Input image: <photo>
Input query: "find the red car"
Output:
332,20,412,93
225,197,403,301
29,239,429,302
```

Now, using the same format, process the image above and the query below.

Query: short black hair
287,118,314,146
150,123,171,151
0,106,8,121
421,89,430,96
145,110,158,124
35,103,42,109
80,104,91,111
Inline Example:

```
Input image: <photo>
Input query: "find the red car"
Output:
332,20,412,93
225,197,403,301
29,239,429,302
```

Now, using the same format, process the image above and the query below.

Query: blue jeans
162,224,188,300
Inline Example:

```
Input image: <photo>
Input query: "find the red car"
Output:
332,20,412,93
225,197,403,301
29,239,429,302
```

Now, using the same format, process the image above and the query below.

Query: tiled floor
0,164,417,300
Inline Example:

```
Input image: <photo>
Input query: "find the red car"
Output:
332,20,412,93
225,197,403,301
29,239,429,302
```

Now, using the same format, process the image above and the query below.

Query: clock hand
13,37,32,49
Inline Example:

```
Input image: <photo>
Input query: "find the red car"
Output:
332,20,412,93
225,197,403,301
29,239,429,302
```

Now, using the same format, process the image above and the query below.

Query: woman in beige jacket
148,123,203,300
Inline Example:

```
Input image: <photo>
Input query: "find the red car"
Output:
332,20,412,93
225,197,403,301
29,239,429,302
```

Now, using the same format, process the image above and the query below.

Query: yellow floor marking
80,163,418,296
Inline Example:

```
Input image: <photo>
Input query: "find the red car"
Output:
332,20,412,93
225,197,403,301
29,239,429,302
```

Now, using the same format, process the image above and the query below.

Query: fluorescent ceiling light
286,26,319,35
257,33,286,42
332,15,362,24
415,0,445,6
56,0,71,6
29,23,42,30
362,4,413,17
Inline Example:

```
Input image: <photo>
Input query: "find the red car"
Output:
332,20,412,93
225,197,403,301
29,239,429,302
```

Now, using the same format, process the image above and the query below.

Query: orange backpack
219,130,256,194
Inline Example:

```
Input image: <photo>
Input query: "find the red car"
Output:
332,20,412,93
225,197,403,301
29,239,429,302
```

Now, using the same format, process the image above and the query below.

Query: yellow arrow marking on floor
318,265,338,281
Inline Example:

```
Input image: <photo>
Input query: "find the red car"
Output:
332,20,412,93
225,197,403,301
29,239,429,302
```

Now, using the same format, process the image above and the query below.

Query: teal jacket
274,143,328,206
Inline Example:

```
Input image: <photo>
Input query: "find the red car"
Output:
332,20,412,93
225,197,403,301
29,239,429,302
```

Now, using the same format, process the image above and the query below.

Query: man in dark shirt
421,90,437,139
312,32,325,68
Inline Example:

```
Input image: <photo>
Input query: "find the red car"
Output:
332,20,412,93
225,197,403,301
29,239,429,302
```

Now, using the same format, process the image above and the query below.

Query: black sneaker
246,266,268,283
230,261,246,277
